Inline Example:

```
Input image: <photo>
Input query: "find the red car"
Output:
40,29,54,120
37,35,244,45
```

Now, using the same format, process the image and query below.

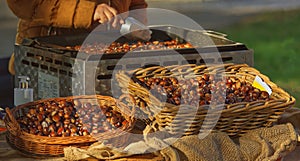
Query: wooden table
0,130,164,161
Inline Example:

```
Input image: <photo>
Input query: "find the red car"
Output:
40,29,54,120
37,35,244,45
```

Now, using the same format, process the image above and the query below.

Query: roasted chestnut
71,40,194,54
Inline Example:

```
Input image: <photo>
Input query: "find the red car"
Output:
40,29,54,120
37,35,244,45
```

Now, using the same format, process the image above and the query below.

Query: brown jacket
7,0,147,74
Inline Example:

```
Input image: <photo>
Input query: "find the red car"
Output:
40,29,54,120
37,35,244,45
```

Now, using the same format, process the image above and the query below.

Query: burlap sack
160,123,298,161
62,123,298,161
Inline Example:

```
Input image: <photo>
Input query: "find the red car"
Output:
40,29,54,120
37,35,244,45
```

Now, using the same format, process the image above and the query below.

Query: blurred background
0,0,299,108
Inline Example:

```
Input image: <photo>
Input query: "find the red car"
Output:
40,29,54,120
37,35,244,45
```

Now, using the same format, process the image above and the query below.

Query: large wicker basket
4,95,135,157
116,64,295,137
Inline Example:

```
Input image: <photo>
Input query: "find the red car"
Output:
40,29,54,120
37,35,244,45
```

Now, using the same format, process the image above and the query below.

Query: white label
252,76,272,95
38,71,59,99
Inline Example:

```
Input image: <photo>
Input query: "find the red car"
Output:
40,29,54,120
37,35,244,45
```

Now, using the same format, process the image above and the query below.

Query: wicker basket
116,64,295,137
4,95,135,157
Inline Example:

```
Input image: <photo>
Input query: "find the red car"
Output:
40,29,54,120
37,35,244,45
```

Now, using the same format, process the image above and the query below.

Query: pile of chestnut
135,74,270,106
68,40,193,54
17,99,128,137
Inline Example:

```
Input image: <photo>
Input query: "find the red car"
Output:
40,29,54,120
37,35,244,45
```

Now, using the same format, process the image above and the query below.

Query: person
6,0,148,75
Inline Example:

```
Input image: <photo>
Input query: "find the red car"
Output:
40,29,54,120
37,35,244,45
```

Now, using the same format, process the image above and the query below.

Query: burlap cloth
160,123,298,161
57,123,299,161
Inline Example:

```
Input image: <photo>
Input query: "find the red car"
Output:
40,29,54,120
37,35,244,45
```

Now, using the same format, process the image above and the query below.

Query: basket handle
5,108,21,133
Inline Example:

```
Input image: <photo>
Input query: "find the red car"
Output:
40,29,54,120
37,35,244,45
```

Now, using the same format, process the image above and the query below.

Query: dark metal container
14,25,253,100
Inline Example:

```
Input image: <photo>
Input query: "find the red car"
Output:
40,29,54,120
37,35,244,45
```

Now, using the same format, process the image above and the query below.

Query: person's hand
93,3,124,28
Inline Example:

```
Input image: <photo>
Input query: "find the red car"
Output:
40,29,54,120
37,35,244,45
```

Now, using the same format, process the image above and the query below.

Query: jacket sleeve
129,0,148,24
6,0,97,28
129,0,148,10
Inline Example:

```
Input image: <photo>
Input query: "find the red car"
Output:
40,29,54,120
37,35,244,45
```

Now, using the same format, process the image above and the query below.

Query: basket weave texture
116,64,295,137
4,95,134,157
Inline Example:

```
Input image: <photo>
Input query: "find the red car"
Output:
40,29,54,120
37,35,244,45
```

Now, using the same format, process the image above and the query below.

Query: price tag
252,76,272,95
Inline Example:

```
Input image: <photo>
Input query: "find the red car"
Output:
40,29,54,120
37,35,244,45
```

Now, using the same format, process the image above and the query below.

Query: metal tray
26,25,249,59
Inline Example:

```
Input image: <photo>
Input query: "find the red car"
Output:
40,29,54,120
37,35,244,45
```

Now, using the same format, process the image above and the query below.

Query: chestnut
29,108,36,115
70,117,76,124
73,100,82,107
48,124,56,132
58,100,67,108
52,114,60,123
57,127,64,136
105,111,112,117
37,125,43,131
37,113,44,122
38,106,44,112
70,126,77,134
114,122,122,128
34,120,39,127
41,121,48,128
26,113,33,119
110,116,119,125
49,131,57,137
82,130,89,136
51,110,57,117
50,105,58,110
64,119,71,125
74,113,80,118
64,113,70,119
45,117,52,125
29,127,37,134
260,91,269,99
55,122,63,128
63,129,71,137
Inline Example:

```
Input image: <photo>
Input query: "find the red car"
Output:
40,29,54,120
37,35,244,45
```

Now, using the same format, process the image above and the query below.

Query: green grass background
221,9,300,107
